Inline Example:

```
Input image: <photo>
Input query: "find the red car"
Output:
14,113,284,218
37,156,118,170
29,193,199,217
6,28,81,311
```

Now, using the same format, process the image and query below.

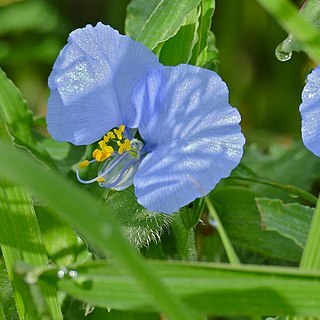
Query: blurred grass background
0,0,310,142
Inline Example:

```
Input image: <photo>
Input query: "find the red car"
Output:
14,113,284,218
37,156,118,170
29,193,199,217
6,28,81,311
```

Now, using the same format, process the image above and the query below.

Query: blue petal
132,65,245,213
300,66,320,156
47,22,160,145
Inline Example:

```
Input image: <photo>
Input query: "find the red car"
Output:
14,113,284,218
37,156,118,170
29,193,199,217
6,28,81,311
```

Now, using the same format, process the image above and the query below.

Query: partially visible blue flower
300,66,320,156
47,23,245,214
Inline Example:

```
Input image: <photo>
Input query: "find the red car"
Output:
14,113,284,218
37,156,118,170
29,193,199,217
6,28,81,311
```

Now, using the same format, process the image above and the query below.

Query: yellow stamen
117,139,131,155
79,160,90,168
97,177,106,182
114,125,125,140
92,146,114,162
104,131,115,142
98,140,107,149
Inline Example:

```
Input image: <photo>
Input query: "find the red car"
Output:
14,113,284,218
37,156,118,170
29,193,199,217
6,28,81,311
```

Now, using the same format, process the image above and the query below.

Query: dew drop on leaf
275,43,292,62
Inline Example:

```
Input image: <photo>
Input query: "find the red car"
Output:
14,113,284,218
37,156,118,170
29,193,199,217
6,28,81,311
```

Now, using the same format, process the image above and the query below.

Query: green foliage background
1,0,320,319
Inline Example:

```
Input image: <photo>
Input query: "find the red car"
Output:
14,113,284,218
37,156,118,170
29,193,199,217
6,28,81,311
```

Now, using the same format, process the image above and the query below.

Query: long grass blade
0,109,62,319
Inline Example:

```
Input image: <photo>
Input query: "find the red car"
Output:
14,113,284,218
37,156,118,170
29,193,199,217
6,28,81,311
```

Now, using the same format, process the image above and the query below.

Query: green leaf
40,260,320,316
171,213,197,261
159,8,198,65
0,110,62,319
125,0,160,39
36,207,80,266
210,186,303,262
91,309,160,319
0,67,37,151
256,0,320,63
256,198,314,248
0,257,19,320
39,137,85,176
300,195,320,270
106,187,173,249
276,0,320,58
233,143,320,204
0,139,196,320
202,31,219,71
137,0,200,50
190,0,215,66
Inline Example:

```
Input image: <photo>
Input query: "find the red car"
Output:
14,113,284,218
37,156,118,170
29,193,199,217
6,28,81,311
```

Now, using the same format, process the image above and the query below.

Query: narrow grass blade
0,139,196,320
0,110,62,319
300,195,320,269
206,197,240,264
256,0,320,63
40,260,320,316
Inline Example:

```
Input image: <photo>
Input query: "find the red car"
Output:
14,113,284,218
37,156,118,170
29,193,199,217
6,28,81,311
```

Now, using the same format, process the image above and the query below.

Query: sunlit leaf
256,198,314,248
137,0,200,50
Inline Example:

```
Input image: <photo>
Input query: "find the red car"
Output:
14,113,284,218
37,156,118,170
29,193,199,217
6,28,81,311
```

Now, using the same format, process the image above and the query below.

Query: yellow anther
97,177,106,182
114,125,125,140
79,160,90,168
98,140,107,149
104,131,115,142
92,146,114,162
117,139,131,155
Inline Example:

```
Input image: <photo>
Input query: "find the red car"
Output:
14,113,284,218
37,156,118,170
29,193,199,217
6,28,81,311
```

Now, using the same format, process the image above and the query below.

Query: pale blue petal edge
300,66,320,156
132,65,245,214
47,22,160,145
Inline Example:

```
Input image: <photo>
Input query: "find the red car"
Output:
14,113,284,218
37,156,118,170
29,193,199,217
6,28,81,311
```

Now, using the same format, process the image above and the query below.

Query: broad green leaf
159,8,198,65
256,0,320,63
40,260,320,316
125,0,160,39
0,110,62,319
190,0,215,66
256,198,314,248
106,187,173,249
233,143,320,204
0,140,195,320
210,186,302,262
137,0,200,50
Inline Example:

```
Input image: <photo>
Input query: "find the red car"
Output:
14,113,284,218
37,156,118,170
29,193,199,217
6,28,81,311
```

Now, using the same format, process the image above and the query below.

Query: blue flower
47,23,245,214
300,66,320,156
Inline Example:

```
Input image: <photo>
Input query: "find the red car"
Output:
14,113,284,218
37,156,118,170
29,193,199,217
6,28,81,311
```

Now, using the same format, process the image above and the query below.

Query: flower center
76,125,144,190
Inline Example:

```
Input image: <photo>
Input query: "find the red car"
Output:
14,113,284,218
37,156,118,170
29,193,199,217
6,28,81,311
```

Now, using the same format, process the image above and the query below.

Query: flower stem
205,197,240,265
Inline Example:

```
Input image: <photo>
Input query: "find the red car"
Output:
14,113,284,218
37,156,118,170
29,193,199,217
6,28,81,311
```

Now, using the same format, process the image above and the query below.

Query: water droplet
24,271,38,284
68,270,78,278
57,266,68,279
47,261,55,269
275,43,292,62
